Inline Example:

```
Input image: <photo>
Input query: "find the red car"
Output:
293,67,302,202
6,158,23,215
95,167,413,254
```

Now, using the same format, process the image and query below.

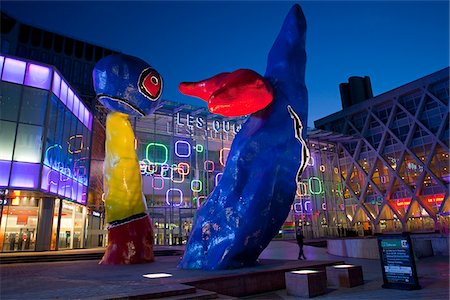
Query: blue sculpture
178,4,310,270
93,54,162,117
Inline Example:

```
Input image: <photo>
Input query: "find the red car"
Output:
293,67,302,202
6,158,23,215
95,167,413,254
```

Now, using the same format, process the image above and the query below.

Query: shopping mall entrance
0,192,87,252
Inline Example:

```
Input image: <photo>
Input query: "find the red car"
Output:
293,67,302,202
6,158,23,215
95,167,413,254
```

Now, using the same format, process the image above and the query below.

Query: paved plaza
0,240,448,299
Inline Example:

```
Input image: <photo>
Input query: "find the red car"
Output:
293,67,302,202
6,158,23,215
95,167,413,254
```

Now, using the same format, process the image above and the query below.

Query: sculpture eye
138,68,162,101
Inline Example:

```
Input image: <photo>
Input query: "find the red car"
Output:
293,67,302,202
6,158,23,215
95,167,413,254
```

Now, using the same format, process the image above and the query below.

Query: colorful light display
174,140,191,158
165,188,183,207
146,143,168,165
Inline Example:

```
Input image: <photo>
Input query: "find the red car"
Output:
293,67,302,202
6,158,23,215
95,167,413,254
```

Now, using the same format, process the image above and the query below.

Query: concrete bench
285,270,327,298
326,264,364,288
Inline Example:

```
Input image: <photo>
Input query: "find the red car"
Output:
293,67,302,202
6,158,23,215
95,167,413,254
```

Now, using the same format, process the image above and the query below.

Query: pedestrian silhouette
296,229,306,260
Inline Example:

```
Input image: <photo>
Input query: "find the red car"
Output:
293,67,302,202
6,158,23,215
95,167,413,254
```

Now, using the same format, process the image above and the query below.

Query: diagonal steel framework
317,77,449,233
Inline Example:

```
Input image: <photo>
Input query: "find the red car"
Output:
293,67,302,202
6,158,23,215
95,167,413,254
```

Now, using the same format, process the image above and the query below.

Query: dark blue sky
3,1,449,127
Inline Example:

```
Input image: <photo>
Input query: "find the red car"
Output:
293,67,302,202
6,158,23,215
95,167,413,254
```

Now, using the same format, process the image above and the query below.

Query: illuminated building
133,101,244,245
311,68,449,237
0,55,93,252
1,12,447,249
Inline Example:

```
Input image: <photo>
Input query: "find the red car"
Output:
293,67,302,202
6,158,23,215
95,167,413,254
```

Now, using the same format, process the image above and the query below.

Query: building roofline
0,10,122,54
314,67,450,127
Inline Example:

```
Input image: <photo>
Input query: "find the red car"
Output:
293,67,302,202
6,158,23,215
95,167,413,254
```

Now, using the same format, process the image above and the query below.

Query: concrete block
326,264,364,288
285,270,327,298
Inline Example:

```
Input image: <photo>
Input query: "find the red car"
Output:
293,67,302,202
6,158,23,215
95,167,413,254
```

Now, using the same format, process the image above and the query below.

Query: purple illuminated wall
0,55,92,205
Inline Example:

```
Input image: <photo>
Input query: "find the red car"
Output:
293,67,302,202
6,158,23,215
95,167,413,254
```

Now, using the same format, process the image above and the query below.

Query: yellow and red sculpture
92,54,162,264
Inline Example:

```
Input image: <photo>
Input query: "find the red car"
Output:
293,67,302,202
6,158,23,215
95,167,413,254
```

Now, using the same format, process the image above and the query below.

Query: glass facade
0,55,92,251
88,68,448,245
314,68,449,236
133,101,244,245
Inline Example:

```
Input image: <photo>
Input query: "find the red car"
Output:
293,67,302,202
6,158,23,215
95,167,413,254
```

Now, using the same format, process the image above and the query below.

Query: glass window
13,124,43,163
9,162,40,188
24,63,52,90
61,109,73,174
0,160,11,186
58,201,85,249
2,58,26,84
0,120,16,161
0,81,21,122
19,87,48,125
0,196,39,252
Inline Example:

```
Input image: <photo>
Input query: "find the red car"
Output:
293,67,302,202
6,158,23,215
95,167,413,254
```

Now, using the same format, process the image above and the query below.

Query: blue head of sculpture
92,54,162,116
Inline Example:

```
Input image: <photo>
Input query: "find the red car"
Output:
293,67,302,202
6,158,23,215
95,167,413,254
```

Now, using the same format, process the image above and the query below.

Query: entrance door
148,208,166,246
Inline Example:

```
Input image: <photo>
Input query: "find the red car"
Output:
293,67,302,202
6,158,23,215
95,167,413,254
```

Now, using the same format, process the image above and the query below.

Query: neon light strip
309,177,323,195
195,144,204,153
175,140,191,158
165,188,183,207
68,135,84,154
43,163,88,186
146,143,168,165
215,172,223,186
152,176,164,190
204,160,215,172
191,179,202,192
297,181,308,196
160,163,171,179
171,166,185,183
219,148,230,166
196,196,207,208
177,162,190,176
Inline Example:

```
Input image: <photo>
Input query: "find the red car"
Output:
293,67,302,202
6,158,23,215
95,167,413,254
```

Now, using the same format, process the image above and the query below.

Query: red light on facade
393,198,411,207
426,194,444,203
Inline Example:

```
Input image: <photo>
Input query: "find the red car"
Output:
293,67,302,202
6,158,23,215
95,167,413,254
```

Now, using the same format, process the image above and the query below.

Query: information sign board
377,233,421,290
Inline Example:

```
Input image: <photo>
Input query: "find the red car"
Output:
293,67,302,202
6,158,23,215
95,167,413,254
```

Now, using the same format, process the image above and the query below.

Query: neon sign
215,172,223,186
308,177,323,195
146,143,168,165
191,180,202,193
195,144,204,152
175,112,241,134
426,194,444,204
293,199,312,214
204,160,215,173
220,147,230,166
170,166,185,183
196,196,207,208
297,177,324,196
177,162,190,176
152,176,164,190
165,188,183,207
175,140,191,158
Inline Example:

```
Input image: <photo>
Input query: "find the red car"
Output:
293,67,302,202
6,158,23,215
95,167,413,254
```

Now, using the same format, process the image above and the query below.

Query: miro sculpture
178,4,310,270
92,54,162,264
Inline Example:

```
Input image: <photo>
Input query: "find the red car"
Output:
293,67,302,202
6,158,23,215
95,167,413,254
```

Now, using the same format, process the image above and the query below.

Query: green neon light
308,177,323,195
146,143,168,165
191,179,202,193
195,144,204,153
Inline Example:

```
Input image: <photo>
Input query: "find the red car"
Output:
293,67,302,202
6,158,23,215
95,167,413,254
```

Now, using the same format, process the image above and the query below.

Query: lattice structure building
314,68,449,234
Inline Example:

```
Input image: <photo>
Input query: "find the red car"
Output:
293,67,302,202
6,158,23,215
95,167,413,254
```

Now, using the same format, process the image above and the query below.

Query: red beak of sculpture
179,69,273,117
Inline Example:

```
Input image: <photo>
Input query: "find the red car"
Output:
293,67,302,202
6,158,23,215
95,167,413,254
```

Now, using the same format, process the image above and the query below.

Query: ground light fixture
291,270,320,274
333,264,355,268
142,273,173,279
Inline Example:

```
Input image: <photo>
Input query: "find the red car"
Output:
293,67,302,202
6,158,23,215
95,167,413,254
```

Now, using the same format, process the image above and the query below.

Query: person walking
296,228,306,260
